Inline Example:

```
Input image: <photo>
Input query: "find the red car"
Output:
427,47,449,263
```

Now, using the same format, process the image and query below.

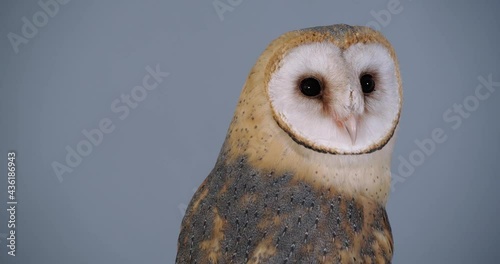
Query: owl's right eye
299,77,322,97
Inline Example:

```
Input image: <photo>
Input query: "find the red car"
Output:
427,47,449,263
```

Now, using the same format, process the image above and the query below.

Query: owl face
267,27,401,155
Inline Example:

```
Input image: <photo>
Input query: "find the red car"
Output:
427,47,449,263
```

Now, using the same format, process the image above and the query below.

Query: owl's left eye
360,74,376,94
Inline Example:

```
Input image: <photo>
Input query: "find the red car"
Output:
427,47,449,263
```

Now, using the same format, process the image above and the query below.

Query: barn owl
176,24,402,263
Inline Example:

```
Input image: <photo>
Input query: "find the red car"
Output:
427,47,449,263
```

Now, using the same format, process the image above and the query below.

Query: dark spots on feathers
176,156,392,263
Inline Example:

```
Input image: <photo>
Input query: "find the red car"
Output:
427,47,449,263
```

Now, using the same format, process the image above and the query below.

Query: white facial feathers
267,42,400,154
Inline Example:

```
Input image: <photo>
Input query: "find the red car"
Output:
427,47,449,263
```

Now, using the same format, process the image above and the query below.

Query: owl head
224,24,402,202
266,25,402,155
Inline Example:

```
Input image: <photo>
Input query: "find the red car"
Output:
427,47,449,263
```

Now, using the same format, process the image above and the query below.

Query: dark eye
360,74,375,94
299,77,322,97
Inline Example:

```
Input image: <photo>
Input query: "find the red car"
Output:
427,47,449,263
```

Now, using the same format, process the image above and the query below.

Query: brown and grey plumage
176,24,402,264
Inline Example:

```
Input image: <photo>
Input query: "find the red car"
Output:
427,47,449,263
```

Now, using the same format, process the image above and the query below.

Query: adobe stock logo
391,74,499,191
7,0,71,54
51,64,170,183
365,0,413,31
212,0,244,21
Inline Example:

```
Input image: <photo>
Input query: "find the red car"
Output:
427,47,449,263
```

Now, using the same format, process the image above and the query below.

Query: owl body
177,25,402,264
176,155,393,263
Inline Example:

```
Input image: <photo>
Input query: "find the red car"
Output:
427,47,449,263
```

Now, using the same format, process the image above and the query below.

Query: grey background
0,0,499,263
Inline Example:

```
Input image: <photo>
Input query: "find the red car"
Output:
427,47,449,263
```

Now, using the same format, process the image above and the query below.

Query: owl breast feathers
177,156,393,263
177,24,402,264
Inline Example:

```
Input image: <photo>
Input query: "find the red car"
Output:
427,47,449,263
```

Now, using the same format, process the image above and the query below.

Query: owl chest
177,160,393,264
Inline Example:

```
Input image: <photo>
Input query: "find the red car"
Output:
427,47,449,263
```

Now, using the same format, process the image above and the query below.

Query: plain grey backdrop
1,0,499,263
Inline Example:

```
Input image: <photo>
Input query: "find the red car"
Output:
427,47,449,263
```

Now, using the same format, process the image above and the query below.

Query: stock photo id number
6,152,17,257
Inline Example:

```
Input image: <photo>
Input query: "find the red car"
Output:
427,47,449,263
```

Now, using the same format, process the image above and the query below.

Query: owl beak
342,116,358,145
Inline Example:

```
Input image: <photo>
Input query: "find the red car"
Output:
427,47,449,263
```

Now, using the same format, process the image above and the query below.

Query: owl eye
360,74,375,94
299,77,322,97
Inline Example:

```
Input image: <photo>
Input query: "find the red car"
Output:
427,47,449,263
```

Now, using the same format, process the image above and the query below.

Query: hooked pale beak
342,116,359,145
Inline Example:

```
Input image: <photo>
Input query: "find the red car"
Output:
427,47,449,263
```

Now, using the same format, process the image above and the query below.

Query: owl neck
281,138,394,205
222,126,395,205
